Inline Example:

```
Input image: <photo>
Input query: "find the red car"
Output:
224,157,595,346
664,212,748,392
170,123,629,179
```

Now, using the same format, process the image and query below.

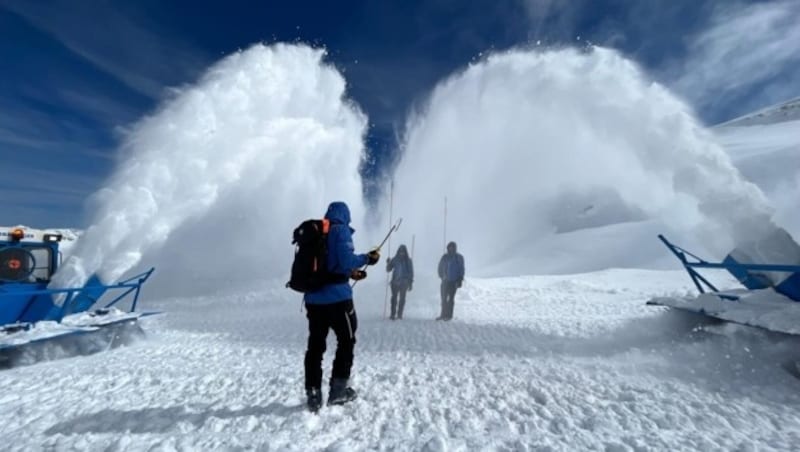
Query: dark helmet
446,241,457,253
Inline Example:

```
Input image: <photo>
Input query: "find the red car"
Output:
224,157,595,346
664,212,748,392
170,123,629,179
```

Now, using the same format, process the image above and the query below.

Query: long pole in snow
383,179,394,319
443,196,448,251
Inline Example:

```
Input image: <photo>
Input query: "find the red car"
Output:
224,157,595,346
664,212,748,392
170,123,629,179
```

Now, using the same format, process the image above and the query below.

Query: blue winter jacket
387,246,414,287
304,202,368,304
438,252,465,282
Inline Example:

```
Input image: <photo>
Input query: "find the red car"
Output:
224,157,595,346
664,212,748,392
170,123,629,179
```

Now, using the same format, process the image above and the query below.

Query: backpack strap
319,219,348,285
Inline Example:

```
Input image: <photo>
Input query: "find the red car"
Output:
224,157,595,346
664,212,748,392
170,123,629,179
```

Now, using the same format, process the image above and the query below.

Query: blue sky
1,0,798,227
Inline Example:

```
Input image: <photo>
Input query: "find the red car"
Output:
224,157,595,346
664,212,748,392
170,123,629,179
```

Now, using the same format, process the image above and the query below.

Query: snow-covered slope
2,270,799,451
717,97,800,127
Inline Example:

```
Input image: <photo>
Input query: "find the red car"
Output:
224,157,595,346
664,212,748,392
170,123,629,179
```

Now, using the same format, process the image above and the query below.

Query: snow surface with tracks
2,270,800,451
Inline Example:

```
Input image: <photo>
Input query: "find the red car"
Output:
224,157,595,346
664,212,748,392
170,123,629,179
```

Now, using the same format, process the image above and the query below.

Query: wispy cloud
0,105,113,159
0,166,98,195
672,0,800,121
3,0,209,99
0,164,100,227
515,0,800,122
519,0,581,43
55,88,139,130
0,1,212,226
0,98,115,226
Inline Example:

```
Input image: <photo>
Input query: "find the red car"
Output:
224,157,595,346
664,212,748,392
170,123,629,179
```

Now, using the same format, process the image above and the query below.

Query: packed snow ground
2,269,800,451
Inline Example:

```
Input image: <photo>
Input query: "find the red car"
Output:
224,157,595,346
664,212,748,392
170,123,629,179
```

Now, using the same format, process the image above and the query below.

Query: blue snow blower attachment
0,226,155,365
648,231,800,335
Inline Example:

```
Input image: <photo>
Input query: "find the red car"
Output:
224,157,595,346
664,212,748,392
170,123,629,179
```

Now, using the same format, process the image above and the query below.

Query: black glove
456,280,463,288
351,269,367,281
367,250,380,265
408,282,413,292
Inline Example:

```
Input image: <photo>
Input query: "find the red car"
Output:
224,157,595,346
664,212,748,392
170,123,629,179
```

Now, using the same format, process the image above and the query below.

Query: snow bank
53,43,367,294
388,47,777,276
718,97,800,127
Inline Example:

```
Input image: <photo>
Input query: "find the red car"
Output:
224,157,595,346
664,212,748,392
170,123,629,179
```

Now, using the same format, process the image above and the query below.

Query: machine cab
2,225,154,345
1,226,65,325
0,226,62,285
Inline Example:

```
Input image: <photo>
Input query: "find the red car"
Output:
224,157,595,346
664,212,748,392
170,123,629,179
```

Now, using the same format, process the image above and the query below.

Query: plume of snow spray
389,47,777,275
53,43,367,294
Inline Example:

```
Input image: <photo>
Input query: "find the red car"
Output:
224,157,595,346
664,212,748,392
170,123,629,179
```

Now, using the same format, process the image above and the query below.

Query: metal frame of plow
658,235,800,301
7,267,156,325
1,268,157,362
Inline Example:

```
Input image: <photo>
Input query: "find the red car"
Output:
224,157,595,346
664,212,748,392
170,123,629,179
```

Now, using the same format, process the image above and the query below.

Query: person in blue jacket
386,244,414,320
437,241,465,321
304,201,380,411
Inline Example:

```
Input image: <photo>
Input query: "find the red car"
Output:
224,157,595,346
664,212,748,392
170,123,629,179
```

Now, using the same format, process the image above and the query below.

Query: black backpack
286,219,348,293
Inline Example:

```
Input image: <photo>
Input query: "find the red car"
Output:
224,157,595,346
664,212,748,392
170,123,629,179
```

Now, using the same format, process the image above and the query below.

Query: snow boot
306,387,322,412
328,378,357,406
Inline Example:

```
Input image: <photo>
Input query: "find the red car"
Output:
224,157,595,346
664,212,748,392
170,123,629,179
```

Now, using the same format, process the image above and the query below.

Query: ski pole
352,218,402,288
384,183,394,319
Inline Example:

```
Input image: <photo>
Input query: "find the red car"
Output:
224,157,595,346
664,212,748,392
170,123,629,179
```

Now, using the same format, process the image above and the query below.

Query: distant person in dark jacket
437,241,465,321
303,201,380,411
386,244,414,320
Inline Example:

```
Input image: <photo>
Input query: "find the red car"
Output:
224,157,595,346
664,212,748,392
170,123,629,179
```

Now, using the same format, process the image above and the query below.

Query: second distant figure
437,241,465,321
386,244,414,320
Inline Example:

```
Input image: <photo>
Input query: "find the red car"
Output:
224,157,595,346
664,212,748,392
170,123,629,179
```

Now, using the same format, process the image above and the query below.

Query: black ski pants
390,283,408,318
304,300,358,390
440,281,458,320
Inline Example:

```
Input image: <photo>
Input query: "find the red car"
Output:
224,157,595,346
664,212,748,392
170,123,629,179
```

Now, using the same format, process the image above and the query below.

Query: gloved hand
456,280,463,288
351,269,367,281
367,249,380,265
408,282,413,292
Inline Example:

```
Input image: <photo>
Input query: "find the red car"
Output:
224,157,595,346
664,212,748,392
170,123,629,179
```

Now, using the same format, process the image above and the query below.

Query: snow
389,46,777,278
60,309,143,328
0,322,91,348
717,97,800,127
48,229,81,260
650,289,800,336
0,309,141,348
2,270,800,451
714,119,800,239
51,43,367,295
